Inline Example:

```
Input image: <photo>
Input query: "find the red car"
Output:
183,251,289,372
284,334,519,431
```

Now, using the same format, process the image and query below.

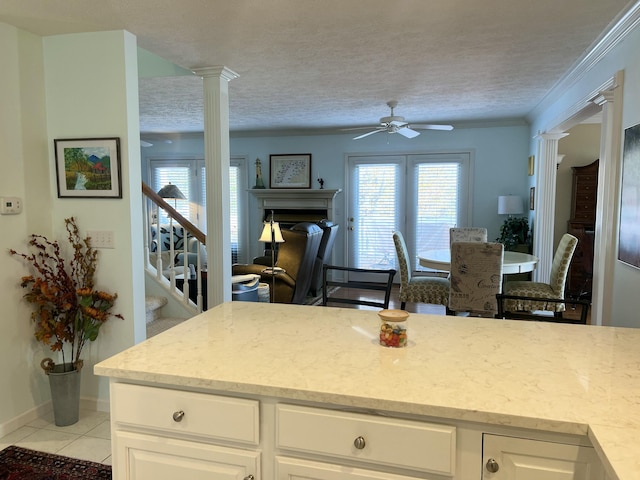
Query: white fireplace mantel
250,188,342,222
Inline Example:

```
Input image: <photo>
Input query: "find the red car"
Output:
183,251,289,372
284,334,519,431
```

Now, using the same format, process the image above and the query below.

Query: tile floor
0,409,111,465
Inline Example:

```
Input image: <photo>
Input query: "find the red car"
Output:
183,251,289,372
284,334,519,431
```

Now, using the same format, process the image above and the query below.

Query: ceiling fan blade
341,126,382,131
353,129,385,140
396,127,420,139
410,124,454,131
389,120,408,127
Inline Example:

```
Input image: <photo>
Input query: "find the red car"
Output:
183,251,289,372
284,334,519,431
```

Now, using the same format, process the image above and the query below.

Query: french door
346,152,471,279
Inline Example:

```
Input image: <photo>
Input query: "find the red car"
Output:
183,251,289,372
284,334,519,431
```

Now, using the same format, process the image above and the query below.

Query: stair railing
142,182,206,312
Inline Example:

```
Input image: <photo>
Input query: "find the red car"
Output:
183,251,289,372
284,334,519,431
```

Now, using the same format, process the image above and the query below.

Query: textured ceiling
0,0,633,135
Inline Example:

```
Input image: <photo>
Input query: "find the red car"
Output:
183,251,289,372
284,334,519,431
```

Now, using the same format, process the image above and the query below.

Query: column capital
192,66,239,82
591,91,615,106
535,132,569,141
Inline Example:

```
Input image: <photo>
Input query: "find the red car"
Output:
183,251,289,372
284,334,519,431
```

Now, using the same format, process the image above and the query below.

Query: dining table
418,248,538,275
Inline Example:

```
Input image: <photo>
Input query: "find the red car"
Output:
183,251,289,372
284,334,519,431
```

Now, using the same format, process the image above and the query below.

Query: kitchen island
95,302,640,480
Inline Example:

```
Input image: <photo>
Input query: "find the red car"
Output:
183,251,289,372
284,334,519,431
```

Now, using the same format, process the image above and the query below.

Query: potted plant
496,217,531,252
10,217,123,426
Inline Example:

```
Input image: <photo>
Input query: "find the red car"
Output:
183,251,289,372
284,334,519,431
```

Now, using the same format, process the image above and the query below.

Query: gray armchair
232,222,323,304
309,220,339,296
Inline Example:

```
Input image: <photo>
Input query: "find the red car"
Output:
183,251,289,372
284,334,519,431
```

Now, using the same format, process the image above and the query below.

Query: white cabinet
482,434,604,480
108,381,605,480
114,431,260,480
110,383,261,480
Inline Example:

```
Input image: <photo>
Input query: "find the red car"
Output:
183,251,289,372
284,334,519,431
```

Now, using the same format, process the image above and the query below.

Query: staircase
143,182,207,316
145,295,188,338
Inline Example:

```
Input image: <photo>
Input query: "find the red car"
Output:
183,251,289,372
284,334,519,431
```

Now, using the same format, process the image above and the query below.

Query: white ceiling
0,0,633,135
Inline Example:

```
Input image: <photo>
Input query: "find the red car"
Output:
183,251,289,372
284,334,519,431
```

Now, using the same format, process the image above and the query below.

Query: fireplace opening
263,209,328,230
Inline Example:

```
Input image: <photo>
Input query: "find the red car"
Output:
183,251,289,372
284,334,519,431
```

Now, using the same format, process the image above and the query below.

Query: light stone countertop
95,302,640,480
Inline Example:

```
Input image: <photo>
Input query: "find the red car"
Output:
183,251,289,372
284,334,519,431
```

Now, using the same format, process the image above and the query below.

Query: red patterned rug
0,446,111,479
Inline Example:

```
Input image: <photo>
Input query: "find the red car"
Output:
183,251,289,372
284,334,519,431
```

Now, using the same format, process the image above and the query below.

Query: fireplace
251,189,342,228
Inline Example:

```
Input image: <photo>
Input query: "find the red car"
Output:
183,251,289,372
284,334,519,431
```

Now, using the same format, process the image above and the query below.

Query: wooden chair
496,294,590,324
502,233,578,319
392,231,450,310
448,242,504,316
321,265,396,309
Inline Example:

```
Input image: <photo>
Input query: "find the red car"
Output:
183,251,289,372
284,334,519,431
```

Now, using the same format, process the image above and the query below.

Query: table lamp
259,210,285,301
497,195,529,251
498,195,523,217
157,182,187,280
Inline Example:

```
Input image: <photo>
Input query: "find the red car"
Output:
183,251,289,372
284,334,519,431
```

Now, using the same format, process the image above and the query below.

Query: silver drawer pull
243,475,254,480
486,458,500,473
172,410,185,422
353,436,366,449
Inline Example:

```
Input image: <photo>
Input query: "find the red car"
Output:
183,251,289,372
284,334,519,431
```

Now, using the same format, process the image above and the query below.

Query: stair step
145,295,168,324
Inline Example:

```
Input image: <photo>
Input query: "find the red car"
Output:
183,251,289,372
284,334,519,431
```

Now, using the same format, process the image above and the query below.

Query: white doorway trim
535,71,624,326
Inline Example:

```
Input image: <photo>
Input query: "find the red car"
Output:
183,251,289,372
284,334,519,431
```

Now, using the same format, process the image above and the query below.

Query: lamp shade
498,195,523,215
157,182,186,200
259,222,285,243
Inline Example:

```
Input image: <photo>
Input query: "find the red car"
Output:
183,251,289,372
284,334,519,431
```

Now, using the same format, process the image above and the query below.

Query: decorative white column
192,66,239,307
533,132,568,283
591,73,623,326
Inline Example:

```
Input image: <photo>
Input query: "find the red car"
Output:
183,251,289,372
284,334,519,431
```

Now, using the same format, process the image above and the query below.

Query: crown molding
528,0,640,121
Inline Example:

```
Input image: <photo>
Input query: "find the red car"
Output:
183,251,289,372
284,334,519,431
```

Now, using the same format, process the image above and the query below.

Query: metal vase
46,362,81,426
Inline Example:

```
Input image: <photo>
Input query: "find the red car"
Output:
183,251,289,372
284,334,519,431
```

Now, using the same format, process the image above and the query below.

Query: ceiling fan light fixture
351,101,453,140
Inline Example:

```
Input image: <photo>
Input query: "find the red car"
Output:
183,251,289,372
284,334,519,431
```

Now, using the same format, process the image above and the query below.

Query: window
149,157,247,264
150,159,203,229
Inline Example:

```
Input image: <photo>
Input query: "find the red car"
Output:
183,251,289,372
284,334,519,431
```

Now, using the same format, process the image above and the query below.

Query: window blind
351,163,399,269
152,166,191,224
229,165,239,264
415,162,460,251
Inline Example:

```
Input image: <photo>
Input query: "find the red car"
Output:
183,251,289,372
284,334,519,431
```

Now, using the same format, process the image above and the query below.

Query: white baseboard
0,396,110,437
0,402,52,437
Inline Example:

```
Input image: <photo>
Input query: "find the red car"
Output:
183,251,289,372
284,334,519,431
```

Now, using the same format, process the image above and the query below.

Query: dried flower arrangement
10,217,123,371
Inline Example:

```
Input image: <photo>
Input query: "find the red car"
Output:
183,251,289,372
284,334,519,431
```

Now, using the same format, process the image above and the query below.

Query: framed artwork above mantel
269,154,312,189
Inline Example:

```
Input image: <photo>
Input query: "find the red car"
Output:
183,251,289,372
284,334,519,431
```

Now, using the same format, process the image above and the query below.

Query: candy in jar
378,309,409,347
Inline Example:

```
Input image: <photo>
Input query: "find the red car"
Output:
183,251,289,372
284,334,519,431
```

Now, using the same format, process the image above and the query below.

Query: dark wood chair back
321,265,396,309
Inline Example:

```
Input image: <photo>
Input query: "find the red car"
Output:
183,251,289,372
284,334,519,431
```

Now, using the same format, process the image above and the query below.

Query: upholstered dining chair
448,242,504,317
392,231,450,311
449,227,488,244
502,233,578,318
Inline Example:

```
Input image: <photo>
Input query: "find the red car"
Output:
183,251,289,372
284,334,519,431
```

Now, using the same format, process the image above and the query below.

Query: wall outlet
88,230,115,249
0,197,22,214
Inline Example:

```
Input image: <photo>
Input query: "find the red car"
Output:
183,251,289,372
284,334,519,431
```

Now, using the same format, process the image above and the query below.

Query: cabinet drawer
276,455,425,480
276,404,455,476
111,383,259,445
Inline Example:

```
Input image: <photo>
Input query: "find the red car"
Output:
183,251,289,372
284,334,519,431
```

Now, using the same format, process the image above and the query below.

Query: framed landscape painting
54,137,122,198
619,124,640,268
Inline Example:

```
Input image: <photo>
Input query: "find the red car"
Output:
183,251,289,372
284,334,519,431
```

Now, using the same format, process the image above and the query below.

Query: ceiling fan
345,101,453,140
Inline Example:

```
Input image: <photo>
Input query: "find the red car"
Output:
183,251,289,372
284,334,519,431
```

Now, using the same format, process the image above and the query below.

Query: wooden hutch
566,159,598,299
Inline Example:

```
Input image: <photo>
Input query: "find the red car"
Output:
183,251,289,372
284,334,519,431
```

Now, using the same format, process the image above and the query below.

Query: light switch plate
0,197,22,214
87,230,115,249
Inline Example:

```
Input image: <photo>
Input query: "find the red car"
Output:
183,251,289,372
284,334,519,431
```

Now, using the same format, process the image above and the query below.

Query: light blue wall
141,124,530,264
